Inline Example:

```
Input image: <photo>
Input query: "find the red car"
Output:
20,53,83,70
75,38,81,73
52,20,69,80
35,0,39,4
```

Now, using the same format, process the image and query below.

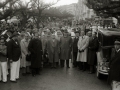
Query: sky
22,0,78,6
45,0,78,6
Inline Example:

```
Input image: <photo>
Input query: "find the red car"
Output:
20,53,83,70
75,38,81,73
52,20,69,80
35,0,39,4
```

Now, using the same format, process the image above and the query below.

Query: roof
98,28,120,36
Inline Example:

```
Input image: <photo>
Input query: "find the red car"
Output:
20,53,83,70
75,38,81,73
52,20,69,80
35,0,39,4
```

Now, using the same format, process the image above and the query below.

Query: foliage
85,0,120,19
43,7,73,19
0,0,19,20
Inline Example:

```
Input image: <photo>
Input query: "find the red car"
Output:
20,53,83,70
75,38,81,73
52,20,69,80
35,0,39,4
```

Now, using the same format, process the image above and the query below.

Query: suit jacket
87,37,99,65
108,50,120,84
73,37,79,52
7,39,21,61
20,39,29,56
0,45,7,62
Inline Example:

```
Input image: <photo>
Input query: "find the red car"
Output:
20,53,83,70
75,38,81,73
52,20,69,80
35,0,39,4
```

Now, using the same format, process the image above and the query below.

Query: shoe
88,72,93,74
16,78,20,80
22,73,26,76
26,72,31,74
32,74,35,77
3,81,7,83
61,66,64,68
67,66,70,68
10,80,17,83
82,70,86,72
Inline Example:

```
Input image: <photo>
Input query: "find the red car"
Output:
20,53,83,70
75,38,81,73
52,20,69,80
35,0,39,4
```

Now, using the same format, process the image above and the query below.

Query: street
0,64,110,90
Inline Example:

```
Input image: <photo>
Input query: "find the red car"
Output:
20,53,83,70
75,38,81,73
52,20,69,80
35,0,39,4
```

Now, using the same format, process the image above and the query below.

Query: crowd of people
0,21,99,84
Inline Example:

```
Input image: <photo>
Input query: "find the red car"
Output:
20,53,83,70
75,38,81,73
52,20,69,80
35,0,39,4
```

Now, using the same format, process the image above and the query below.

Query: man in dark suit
108,40,120,89
7,32,21,83
28,33,43,76
87,32,99,74
72,31,79,67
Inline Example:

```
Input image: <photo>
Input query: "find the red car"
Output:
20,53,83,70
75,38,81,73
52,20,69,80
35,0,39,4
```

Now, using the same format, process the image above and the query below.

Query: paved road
0,65,110,90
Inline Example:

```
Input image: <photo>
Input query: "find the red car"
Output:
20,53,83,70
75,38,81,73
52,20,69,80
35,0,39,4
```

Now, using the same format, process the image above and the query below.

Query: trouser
10,59,20,81
73,52,77,67
111,81,120,90
60,59,69,67
0,62,7,82
77,61,81,69
51,62,56,67
22,66,31,73
32,68,40,76
80,62,87,71
90,65,94,73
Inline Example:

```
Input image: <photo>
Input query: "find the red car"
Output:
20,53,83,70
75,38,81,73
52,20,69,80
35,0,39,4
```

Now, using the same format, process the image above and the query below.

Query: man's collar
117,49,120,52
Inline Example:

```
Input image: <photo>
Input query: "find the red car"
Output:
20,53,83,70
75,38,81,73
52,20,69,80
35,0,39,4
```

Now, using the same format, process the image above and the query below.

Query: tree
30,0,60,28
0,0,19,21
13,1,33,28
85,0,120,23
43,7,73,20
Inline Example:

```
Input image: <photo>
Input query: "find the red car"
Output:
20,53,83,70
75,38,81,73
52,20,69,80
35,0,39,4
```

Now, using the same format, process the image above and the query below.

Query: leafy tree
85,0,120,23
0,0,19,21
13,1,33,28
30,0,60,28
43,7,73,19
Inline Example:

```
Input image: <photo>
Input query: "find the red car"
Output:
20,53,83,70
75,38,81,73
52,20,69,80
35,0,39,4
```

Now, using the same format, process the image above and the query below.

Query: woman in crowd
20,33,31,75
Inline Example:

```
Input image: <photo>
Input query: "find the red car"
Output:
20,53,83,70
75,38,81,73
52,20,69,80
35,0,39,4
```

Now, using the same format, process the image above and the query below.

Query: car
96,28,120,79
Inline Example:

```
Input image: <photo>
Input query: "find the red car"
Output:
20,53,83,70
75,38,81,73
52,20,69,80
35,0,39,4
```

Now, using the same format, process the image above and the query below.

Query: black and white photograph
0,0,120,90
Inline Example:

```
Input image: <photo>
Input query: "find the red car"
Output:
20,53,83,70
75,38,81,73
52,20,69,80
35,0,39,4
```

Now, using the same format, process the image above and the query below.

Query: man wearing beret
108,40,120,89
7,32,21,83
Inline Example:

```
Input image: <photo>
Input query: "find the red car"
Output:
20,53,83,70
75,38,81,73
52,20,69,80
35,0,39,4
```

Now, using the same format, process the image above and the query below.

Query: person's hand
79,50,81,53
81,49,84,52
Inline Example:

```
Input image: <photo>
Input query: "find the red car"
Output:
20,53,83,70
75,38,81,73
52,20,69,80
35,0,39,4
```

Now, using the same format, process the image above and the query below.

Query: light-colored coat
77,35,89,62
41,35,47,53
20,39,30,67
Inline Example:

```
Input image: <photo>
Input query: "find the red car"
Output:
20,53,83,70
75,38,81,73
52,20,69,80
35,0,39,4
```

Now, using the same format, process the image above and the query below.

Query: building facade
75,0,95,20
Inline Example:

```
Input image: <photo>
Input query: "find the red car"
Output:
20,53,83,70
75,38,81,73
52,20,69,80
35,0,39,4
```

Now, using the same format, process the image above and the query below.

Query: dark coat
108,50,120,84
87,37,99,65
28,38,43,68
60,36,72,60
7,39,21,61
0,45,7,62
73,37,79,52
46,38,60,63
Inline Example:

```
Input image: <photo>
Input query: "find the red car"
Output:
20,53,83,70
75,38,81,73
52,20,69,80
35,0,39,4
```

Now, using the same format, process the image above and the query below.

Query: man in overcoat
87,32,99,73
7,32,21,82
60,30,72,68
46,34,60,68
108,41,120,90
28,33,43,76
72,31,79,67
77,30,89,71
